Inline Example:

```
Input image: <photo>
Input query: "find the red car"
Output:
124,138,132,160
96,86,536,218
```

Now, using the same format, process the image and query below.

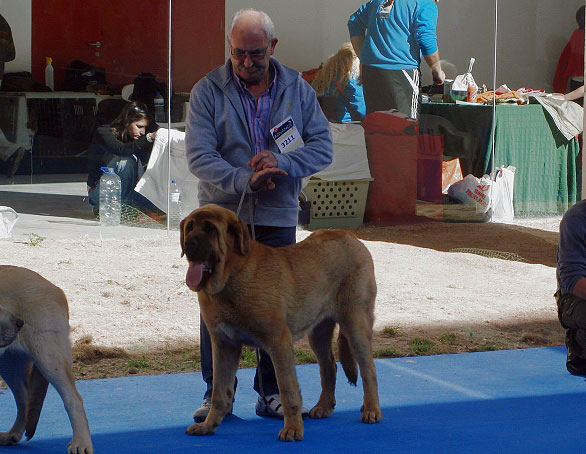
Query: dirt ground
67,219,565,381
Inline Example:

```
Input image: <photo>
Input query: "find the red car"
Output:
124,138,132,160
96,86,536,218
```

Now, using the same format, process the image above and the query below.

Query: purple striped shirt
233,66,277,156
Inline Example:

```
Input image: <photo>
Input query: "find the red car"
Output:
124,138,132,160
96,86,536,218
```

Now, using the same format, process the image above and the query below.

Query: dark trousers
200,224,297,399
361,65,420,119
556,291,586,358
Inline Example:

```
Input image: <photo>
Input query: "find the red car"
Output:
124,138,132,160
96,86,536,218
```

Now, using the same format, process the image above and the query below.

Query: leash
235,167,256,241
235,168,267,402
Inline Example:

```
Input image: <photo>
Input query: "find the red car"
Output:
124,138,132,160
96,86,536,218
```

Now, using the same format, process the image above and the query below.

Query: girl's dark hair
110,101,150,142
577,6,585,30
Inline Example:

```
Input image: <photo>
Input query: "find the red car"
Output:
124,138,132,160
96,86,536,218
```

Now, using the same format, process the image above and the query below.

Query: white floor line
378,360,491,399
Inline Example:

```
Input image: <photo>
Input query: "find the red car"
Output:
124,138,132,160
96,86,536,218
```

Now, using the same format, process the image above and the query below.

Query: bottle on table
45,57,54,91
99,167,121,227
168,179,182,230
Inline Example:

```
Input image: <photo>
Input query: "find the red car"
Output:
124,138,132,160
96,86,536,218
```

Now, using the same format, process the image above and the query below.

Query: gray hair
228,9,275,43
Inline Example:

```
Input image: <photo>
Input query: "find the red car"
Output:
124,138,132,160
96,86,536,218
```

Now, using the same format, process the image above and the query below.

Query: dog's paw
186,423,214,436
278,425,304,442
67,438,94,454
0,431,23,446
308,404,335,419
360,407,382,424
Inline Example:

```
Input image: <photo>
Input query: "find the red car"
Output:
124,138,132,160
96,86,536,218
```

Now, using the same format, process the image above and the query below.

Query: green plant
240,347,257,368
381,325,399,338
477,343,499,352
440,332,458,344
295,350,316,364
374,347,398,358
410,337,434,356
127,356,150,369
28,233,45,246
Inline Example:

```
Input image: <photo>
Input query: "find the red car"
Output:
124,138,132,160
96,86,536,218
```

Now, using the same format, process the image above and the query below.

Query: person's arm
93,125,152,158
350,35,365,60
572,277,586,300
348,3,369,59
423,51,445,85
416,0,444,85
185,77,254,196
558,206,586,298
564,84,585,101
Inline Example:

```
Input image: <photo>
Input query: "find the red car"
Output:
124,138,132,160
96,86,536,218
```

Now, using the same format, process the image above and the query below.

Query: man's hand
249,167,287,191
248,150,278,171
248,150,287,191
432,68,445,85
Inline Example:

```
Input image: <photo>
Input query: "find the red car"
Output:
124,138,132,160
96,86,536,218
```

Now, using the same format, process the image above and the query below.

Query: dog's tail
338,332,358,386
25,364,49,441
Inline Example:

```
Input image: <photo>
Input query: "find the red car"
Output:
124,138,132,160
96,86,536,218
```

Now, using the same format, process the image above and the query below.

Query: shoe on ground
567,355,586,376
193,397,233,422
255,394,308,419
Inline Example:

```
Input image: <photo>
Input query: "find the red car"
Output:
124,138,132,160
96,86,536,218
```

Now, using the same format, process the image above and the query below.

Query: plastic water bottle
154,92,165,123
99,167,121,227
45,57,54,91
168,180,182,230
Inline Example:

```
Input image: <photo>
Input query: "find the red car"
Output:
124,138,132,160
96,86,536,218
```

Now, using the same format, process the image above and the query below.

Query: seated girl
86,101,160,215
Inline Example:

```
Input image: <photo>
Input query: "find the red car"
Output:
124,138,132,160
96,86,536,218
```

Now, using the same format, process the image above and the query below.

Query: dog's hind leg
30,334,93,454
0,350,31,445
338,311,382,424
186,338,241,436
307,318,337,419
24,364,49,441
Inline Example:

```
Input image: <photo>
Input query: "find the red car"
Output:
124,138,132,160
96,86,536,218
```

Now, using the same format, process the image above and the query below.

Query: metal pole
166,0,173,230
582,0,586,200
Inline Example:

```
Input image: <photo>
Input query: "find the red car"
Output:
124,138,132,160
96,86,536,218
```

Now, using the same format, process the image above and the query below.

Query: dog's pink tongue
186,263,203,289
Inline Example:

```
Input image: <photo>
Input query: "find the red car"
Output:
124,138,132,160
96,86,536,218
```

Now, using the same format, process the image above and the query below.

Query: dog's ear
228,216,250,256
179,217,186,257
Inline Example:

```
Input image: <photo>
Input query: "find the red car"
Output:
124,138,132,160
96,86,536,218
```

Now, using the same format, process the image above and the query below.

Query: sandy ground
0,213,562,351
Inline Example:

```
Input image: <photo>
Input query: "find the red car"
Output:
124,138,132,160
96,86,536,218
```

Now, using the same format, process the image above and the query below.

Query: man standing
184,9,333,421
348,0,445,118
556,200,586,376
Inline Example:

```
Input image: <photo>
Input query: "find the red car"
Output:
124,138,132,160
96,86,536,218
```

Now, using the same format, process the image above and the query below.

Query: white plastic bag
489,166,516,223
452,57,478,93
447,173,492,213
0,206,18,239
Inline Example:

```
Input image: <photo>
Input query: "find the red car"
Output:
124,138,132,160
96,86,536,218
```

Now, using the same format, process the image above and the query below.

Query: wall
1,0,32,73
171,0,225,93
225,0,584,92
31,0,169,90
3,0,584,93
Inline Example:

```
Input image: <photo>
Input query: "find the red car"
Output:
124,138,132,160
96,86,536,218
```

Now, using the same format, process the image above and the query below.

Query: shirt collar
232,61,276,95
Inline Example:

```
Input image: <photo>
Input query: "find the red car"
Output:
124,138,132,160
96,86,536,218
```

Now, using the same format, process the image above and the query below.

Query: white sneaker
193,398,212,422
193,396,233,422
255,394,308,419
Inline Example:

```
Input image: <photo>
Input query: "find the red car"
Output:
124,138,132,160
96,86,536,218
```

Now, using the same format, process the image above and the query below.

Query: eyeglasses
230,47,268,61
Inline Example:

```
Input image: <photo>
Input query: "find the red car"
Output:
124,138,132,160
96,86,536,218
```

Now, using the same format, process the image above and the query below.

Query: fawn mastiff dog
0,266,93,454
180,204,382,441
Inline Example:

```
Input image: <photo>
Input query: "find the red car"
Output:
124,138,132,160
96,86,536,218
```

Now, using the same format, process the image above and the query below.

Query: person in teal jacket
311,42,366,123
348,0,445,118
185,8,333,423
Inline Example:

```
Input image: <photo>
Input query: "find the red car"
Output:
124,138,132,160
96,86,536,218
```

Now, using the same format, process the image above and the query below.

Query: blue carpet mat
1,347,584,453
